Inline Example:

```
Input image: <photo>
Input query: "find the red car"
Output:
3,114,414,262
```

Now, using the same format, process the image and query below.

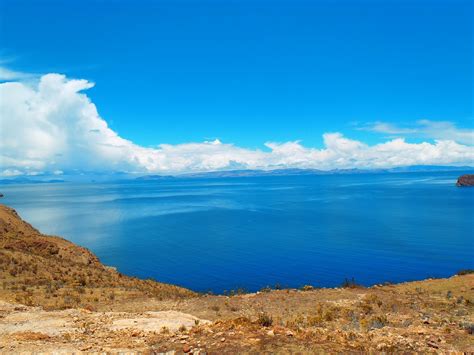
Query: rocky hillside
0,204,473,352
0,204,194,311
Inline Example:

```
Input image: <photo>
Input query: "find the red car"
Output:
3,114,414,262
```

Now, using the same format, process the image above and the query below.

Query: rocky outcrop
456,174,474,187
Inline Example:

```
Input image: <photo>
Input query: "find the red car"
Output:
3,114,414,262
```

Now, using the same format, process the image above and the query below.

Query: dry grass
0,205,194,311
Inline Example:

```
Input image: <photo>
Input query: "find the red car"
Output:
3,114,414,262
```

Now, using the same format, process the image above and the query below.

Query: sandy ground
1,275,473,353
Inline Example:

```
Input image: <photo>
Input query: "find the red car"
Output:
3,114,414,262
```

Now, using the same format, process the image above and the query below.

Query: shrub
364,294,382,307
257,312,273,327
463,323,474,335
457,269,474,276
368,315,388,329
341,277,361,288
160,326,170,334
307,314,323,327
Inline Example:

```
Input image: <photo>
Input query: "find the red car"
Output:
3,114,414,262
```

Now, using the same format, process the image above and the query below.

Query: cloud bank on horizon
1,72,473,177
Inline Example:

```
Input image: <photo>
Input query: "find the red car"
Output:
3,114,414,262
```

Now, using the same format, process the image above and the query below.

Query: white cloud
1,73,473,176
416,120,474,145
0,66,33,81
0,169,23,177
360,120,474,145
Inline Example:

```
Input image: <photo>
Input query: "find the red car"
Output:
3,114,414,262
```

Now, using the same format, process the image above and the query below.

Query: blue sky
0,0,472,175
2,0,472,147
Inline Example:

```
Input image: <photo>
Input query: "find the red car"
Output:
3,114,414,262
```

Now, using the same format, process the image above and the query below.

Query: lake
1,172,473,293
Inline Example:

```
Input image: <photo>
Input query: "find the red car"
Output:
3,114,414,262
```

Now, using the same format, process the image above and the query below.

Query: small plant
463,323,474,335
257,312,273,327
368,315,388,329
226,287,249,296
323,307,338,321
307,314,323,327
457,269,474,275
364,294,382,307
160,326,170,334
300,285,314,291
178,325,187,332
341,277,361,289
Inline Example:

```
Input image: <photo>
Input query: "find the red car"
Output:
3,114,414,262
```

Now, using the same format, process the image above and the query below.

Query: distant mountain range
0,177,65,185
136,165,474,180
1,166,472,185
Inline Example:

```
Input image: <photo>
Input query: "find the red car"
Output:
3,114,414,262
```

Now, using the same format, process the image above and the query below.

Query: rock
267,330,275,336
286,330,294,337
456,174,474,187
220,337,226,342
273,326,286,335
427,341,439,349
183,345,191,353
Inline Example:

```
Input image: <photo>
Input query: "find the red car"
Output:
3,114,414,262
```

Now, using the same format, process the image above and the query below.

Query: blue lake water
1,172,473,293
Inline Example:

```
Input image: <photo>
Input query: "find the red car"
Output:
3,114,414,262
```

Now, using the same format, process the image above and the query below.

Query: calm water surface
1,172,473,293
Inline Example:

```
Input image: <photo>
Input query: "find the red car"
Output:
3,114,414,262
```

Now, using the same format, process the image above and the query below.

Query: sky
0,0,472,175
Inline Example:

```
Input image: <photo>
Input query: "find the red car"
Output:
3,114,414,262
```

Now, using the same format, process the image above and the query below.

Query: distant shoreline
1,165,474,184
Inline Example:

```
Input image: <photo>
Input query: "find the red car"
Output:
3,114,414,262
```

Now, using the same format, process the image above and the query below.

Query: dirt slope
0,204,194,310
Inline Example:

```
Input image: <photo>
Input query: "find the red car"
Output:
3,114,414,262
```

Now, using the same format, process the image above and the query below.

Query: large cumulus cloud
1,73,473,176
